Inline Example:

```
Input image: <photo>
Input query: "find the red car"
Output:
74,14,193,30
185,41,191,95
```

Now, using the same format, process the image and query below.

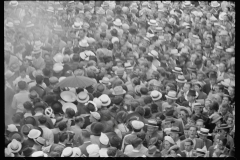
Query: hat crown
200,128,209,133
167,91,177,98
171,126,180,132
10,139,20,150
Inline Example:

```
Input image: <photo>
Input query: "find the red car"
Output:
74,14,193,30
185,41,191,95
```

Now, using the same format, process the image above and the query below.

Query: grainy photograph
4,1,235,158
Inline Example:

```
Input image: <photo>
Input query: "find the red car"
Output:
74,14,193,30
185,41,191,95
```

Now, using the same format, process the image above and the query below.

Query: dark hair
38,116,47,125
12,113,21,124
65,108,75,118
218,136,228,147
132,138,142,148
107,147,118,157
209,102,219,112
35,75,44,84
23,101,33,111
18,81,27,90
58,121,67,131
135,107,145,117
42,68,51,77
59,132,68,143
150,103,159,114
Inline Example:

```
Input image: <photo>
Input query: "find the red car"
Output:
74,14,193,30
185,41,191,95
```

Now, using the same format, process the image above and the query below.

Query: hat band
170,129,179,133
102,100,109,104
177,78,186,81
200,131,209,135
167,95,176,99
10,145,19,151
152,94,160,99
79,96,88,101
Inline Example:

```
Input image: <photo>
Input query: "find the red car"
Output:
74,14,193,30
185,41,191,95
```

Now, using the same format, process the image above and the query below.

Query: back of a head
38,116,47,125
65,108,75,118
210,101,219,112
140,87,148,95
144,96,152,104
135,106,145,117
35,75,44,84
58,121,67,131
23,101,33,111
59,132,68,143
18,81,27,90
42,68,51,77
131,137,142,148
107,147,118,157
12,113,21,124
20,65,27,73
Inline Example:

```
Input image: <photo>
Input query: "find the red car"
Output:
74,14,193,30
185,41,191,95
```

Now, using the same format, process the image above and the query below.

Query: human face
219,63,225,72
164,140,171,150
147,126,157,134
210,78,217,85
170,150,177,157
197,74,204,81
187,95,194,102
194,85,201,92
184,129,189,138
217,139,224,150
179,111,187,120
220,107,228,115
227,117,233,126
184,141,192,152
228,87,234,96
89,115,97,123
183,84,190,93
196,121,204,131
188,127,197,139
20,71,26,78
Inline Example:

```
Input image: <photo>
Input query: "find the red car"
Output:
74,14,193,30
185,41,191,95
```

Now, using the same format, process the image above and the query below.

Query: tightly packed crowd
4,1,235,157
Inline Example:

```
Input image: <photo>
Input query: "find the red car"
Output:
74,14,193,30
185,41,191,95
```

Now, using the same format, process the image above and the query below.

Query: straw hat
176,75,187,83
9,1,18,7
211,114,222,124
165,91,178,100
31,151,48,157
211,1,220,8
6,22,14,28
72,22,82,29
172,67,183,74
7,139,22,153
177,106,192,115
61,147,77,157
79,39,89,47
60,91,77,103
28,129,41,139
150,90,162,101
148,19,158,26
99,94,111,106
53,53,63,64
62,103,77,113
197,128,211,136
112,86,126,96
76,92,89,103
113,19,122,26
100,77,111,85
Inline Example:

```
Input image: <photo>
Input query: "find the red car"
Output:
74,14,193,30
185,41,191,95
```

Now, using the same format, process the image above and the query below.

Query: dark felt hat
24,116,38,126
90,122,105,136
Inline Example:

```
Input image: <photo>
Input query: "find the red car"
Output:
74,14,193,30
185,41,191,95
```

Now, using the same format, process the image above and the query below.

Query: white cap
131,120,144,130
111,37,119,44
164,136,175,145
7,124,18,132
86,144,100,157
226,48,234,53
53,63,63,73
99,132,109,145
28,129,41,139
90,111,101,120
93,98,102,109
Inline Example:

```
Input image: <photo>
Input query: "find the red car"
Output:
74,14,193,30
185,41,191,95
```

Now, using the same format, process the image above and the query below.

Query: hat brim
211,117,222,124
113,22,122,26
8,141,22,153
165,95,178,100
101,99,111,106
176,79,187,83
76,95,90,103
112,90,126,96
197,131,211,136
72,25,82,29
216,126,231,130
152,96,162,101
62,103,78,113
172,70,183,74
9,132,24,143
177,106,192,115
211,4,220,8
60,91,77,103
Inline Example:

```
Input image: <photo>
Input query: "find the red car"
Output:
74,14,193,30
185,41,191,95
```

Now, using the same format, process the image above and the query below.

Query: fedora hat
145,119,158,128
197,128,211,136
34,137,46,146
99,94,111,106
172,67,183,74
29,90,38,100
150,90,162,101
9,132,23,143
61,147,77,157
177,106,192,115
72,22,82,29
7,139,22,153
53,53,63,64
79,39,89,47
99,77,111,85
28,129,41,139
95,84,105,93
20,124,34,136
62,103,77,114
211,1,220,8
60,91,77,103
165,90,178,100
170,126,181,133
147,145,158,156
113,19,122,26
176,75,187,83
112,86,126,96
216,124,231,130
76,92,89,103
211,114,222,124
91,122,105,136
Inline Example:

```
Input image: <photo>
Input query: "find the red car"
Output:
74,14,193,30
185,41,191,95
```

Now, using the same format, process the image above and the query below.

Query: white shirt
13,75,31,88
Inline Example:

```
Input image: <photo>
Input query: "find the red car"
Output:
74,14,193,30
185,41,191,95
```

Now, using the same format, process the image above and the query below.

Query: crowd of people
4,1,235,157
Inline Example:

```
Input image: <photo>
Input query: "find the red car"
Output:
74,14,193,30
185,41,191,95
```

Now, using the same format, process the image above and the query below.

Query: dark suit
203,138,213,151
180,138,204,151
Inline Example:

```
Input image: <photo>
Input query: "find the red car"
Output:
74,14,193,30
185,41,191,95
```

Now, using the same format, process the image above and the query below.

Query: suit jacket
180,138,204,151
203,138,213,151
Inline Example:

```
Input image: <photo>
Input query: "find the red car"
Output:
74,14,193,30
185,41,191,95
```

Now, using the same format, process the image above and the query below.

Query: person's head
107,147,118,157
59,132,69,144
194,105,203,115
131,137,142,150
65,108,75,119
19,65,27,78
179,109,188,120
196,119,205,131
18,81,27,90
38,116,47,126
183,83,191,93
164,140,172,150
184,139,193,152
75,116,85,128
42,68,51,77
184,125,190,138
209,73,217,85
188,125,197,139
217,136,227,150
12,113,22,124
170,131,179,141
219,63,226,72
220,104,229,115
57,121,67,132
226,116,234,126
23,101,33,111
140,62,149,73
228,86,235,96
222,95,230,105
35,75,44,85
